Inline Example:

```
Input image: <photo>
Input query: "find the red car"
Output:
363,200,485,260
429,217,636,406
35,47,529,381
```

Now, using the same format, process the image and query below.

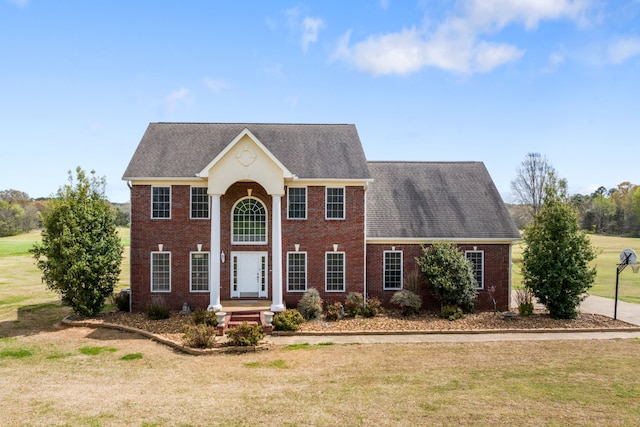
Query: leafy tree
416,241,477,311
31,167,123,316
510,153,557,224
0,199,26,237
522,183,596,319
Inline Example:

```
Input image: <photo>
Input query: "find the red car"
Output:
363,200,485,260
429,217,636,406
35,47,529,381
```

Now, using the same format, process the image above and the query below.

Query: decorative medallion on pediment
236,146,257,167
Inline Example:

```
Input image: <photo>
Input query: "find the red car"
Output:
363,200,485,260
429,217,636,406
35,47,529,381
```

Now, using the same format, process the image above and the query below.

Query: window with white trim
151,186,171,219
232,198,267,244
151,252,171,292
326,187,345,219
325,252,345,292
190,252,209,292
465,250,484,289
191,187,209,219
384,250,403,290
287,252,307,292
287,187,307,219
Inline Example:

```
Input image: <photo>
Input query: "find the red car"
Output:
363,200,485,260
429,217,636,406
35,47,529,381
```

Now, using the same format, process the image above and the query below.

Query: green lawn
512,234,640,303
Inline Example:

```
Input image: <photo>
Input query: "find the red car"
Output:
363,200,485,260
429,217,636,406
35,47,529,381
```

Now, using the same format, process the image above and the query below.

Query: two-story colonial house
123,123,520,313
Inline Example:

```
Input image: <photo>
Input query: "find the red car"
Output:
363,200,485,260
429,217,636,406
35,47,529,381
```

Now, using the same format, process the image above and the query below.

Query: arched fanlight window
232,198,267,244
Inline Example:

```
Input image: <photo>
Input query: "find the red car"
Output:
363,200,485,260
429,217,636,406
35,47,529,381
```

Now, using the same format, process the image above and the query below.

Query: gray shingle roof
366,161,520,240
122,123,371,180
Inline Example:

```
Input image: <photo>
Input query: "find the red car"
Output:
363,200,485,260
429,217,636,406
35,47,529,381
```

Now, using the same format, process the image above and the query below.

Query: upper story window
384,250,403,290
465,250,484,289
232,198,267,244
326,187,345,220
287,187,307,219
191,187,209,219
151,186,171,219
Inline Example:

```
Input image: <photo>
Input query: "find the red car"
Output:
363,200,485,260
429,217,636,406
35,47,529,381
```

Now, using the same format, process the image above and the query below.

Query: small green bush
363,297,383,318
440,304,464,321
297,288,323,320
226,323,265,347
344,292,364,317
183,324,217,348
390,289,422,316
272,309,304,331
146,303,170,320
515,289,534,316
324,302,343,321
192,307,218,326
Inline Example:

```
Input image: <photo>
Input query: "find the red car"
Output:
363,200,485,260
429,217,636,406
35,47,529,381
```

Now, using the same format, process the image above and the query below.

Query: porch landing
219,300,272,313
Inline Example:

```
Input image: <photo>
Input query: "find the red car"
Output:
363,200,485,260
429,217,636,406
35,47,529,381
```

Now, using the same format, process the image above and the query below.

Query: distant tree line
0,188,130,237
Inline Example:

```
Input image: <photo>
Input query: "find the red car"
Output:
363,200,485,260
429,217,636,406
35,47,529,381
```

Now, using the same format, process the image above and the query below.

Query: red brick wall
365,243,512,311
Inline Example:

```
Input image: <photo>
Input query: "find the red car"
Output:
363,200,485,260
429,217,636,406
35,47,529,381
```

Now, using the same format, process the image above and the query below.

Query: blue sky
2,0,639,203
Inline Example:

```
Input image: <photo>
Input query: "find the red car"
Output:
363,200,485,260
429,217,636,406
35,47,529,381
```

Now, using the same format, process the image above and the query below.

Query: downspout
127,181,133,313
508,242,513,311
363,183,368,303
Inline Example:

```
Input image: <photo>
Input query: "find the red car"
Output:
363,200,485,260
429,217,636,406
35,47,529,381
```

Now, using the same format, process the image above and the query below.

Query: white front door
231,252,268,298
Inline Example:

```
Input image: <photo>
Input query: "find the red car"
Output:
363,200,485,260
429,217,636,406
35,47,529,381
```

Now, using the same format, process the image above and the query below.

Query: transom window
326,187,345,219
287,252,307,292
151,252,171,292
384,251,403,290
232,198,267,244
288,187,307,219
190,252,209,292
151,186,171,219
191,187,209,219
326,252,345,292
465,250,484,289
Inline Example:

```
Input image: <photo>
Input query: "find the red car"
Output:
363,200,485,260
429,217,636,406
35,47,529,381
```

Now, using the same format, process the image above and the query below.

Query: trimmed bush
183,324,217,348
440,304,464,321
226,323,265,347
363,297,383,318
344,292,364,317
192,307,217,326
325,302,343,321
112,291,129,312
297,288,323,320
390,289,422,316
272,309,304,331
146,303,170,320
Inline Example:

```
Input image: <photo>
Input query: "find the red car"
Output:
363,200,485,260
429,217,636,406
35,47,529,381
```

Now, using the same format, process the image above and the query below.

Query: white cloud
7,0,28,7
203,78,228,94
606,37,640,64
542,51,565,72
333,0,592,75
301,16,325,52
164,88,190,115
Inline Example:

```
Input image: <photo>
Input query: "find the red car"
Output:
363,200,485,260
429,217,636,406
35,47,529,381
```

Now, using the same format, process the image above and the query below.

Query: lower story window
384,250,403,290
190,252,209,292
287,252,307,292
326,252,345,292
151,252,171,292
465,250,484,289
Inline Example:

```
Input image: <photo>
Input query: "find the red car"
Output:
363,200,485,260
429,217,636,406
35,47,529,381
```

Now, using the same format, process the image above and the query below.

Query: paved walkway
268,295,640,345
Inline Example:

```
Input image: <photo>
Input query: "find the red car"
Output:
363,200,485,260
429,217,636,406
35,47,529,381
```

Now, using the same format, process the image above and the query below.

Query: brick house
122,123,520,313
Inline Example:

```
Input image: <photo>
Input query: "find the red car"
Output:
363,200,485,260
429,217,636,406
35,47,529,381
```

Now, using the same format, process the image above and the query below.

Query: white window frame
151,186,171,219
190,187,210,219
150,251,171,292
465,250,484,290
190,251,210,292
325,187,345,220
286,251,307,292
231,197,268,245
325,251,345,292
287,187,307,220
383,250,403,290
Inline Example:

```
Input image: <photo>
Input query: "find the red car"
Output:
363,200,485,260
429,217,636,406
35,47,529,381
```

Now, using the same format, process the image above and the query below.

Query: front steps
218,310,273,335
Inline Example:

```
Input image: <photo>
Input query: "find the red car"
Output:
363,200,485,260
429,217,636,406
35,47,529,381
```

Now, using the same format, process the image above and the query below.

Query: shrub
440,304,464,321
146,303,170,320
183,324,217,348
515,289,534,316
297,288,323,320
344,292,364,317
324,302,343,321
362,297,383,318
272,309,305,331
112,290,129,312
226,323,265,347
390,289,422,316
192,307,217,326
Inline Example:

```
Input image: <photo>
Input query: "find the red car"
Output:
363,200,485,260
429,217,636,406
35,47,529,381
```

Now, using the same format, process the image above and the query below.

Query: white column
271,194,285,311
208,194,223,311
